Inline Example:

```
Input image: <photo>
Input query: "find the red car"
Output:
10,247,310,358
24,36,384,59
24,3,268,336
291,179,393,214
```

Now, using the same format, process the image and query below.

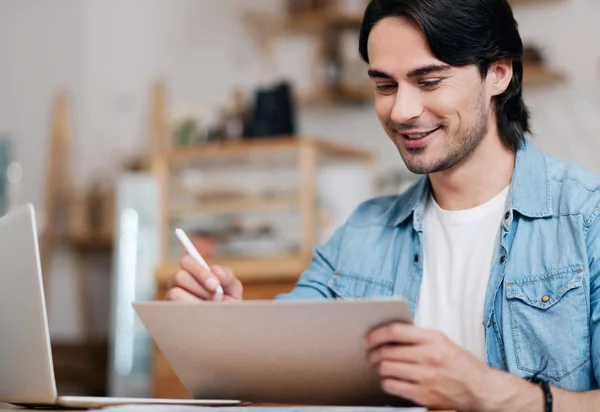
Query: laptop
0,204,240,408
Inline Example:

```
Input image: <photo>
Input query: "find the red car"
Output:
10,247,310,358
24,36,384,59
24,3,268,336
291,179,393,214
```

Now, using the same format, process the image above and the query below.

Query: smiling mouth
401,127,442,140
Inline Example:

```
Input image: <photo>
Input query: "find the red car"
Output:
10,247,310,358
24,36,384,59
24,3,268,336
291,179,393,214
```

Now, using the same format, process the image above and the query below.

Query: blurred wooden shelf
299,84,373,106
244,10,363,36
169,194,300,218
299,64,564,105
164,136,373,163
523,63,565,86
284,11,363,32
156,254,310,284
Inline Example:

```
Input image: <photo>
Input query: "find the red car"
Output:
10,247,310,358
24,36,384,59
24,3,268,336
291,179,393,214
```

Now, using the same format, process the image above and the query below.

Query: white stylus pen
174,228,224,301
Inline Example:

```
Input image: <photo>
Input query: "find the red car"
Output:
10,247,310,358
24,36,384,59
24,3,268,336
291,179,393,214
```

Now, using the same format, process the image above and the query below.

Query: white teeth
403,128,438,139
407,133,428,139
405,132,430,139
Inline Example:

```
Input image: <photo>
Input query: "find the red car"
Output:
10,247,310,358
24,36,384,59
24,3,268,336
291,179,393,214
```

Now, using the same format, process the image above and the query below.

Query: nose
390,86,423,125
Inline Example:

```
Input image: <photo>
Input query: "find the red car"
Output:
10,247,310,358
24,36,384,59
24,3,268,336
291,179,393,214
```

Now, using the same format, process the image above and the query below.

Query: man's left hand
365,322,539,412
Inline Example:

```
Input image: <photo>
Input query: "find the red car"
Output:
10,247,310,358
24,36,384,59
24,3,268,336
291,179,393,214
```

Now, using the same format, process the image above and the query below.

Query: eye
375,84,397,95
419,79,442,88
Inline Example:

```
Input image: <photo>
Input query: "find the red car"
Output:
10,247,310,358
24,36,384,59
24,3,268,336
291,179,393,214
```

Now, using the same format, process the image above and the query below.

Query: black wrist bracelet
528,375,553,412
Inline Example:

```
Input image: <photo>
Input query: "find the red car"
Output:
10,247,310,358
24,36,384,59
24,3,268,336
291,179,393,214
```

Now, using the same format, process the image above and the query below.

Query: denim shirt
276,140,600,391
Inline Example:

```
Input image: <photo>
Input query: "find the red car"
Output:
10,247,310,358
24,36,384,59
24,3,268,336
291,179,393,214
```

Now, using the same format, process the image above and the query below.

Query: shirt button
504,211,510,220
541,295,550,303
414,254,419,263
487,320,492,327
499,255,506,264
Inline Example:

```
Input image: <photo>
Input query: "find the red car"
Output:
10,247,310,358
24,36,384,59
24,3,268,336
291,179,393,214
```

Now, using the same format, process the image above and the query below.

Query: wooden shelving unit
154,136,373,284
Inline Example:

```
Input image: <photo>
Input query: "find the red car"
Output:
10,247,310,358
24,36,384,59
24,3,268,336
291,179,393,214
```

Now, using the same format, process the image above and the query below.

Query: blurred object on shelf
86,174,115,238
0,138,26,216
122,155,149,173
65,176,115,243
218,88,250,142
147,79,298,151
248,81,296,138
0,136,11,215
170,109,208,147
6,160,24,212
67,193,88,239
523,44,545,65
520,44,565,85
189,233,216,259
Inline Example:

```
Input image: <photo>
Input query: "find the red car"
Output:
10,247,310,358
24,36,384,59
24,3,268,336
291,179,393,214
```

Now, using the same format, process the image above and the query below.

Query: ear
487,60,513,97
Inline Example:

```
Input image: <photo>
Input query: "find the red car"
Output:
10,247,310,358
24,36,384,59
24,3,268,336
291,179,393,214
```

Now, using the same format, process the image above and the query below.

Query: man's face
367,17,492,174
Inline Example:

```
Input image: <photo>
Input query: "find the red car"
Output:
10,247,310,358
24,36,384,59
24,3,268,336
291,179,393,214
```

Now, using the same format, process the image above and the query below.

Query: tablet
133,298,414,407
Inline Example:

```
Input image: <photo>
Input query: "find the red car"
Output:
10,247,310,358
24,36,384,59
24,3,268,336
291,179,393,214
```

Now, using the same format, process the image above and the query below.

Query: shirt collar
391,139,552,228
509,139,553,218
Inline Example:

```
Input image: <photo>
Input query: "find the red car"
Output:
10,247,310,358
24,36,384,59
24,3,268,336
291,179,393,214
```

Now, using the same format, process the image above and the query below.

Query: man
167,0,600,410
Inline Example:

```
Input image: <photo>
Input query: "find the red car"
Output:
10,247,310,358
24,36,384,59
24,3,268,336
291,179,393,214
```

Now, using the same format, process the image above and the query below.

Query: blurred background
0,0,598,401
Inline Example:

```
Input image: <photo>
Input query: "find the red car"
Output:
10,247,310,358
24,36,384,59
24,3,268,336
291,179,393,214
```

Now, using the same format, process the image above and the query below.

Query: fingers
173,256,243,301
169,270,215,300
365,322,441,349
165,287,201,302
380,378,424,405
367,344,443,367
212,265,243,300
180,255,221,293
376,360,434,384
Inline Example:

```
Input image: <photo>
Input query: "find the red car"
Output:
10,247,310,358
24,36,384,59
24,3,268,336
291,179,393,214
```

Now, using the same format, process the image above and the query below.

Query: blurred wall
0,0,599,340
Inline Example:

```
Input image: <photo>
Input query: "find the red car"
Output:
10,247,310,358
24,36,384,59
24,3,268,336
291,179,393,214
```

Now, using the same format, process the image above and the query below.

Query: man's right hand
165,255,243,302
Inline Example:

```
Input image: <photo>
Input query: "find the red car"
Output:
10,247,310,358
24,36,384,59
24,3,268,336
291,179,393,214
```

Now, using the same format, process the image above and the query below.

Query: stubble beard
395,88,489,175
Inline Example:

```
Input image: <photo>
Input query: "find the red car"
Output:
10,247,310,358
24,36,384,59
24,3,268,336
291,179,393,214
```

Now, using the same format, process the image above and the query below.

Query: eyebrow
367,64,452,80
407,64,451,77
367,69,393,79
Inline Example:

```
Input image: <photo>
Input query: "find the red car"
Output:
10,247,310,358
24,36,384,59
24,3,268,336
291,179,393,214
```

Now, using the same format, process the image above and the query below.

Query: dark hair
359,0,530,151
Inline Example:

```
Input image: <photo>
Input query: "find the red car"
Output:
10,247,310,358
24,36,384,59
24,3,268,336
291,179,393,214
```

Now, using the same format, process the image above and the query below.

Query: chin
404,160,437,175
397,147,433,175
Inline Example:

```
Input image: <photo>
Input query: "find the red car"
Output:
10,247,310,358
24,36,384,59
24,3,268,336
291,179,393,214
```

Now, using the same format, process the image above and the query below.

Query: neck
429,132,515,211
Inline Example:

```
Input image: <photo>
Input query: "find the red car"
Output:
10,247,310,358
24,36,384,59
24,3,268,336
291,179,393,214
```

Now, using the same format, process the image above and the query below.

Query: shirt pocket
327,271,394,299
506,266,590,380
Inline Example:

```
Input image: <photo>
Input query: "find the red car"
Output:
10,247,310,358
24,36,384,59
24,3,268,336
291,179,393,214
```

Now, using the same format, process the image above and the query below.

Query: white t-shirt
414,186,509,362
